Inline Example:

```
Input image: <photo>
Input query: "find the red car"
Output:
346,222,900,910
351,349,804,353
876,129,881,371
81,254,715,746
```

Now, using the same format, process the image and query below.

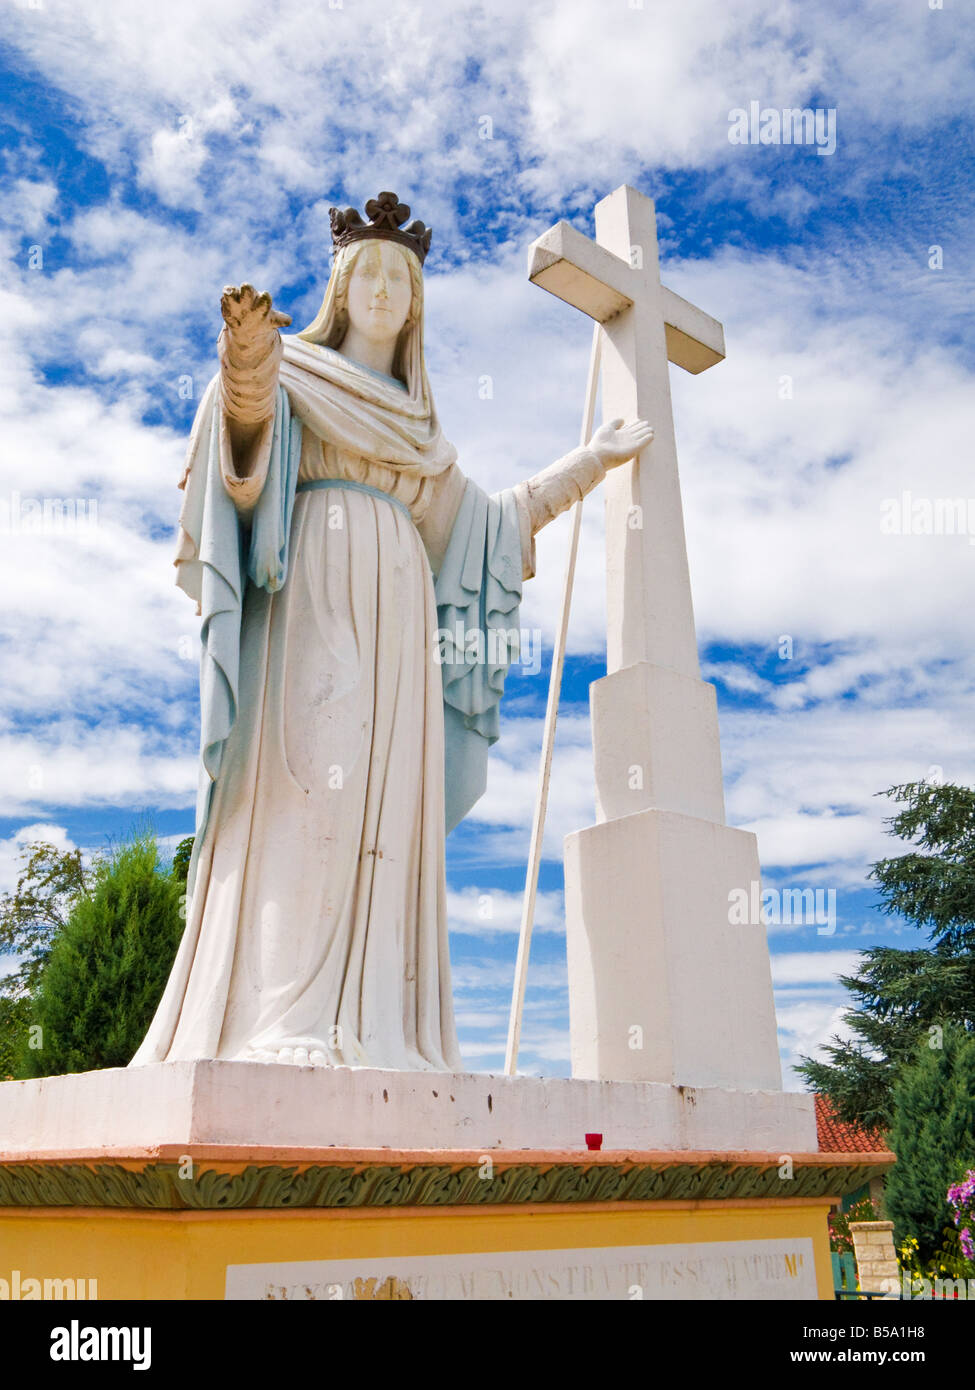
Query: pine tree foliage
797,782,975,1130
885,1026,975,1264
870,781,975,952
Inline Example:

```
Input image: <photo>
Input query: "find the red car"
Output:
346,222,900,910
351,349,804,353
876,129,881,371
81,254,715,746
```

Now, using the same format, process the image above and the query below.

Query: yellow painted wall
0,1198,834,1300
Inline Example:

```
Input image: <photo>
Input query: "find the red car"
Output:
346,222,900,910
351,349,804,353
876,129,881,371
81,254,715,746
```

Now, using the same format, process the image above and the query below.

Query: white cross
528,184,724,679
525,190,786,1097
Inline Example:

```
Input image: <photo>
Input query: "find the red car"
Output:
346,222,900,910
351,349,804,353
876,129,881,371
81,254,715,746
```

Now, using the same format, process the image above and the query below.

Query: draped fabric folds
131,332,524,1071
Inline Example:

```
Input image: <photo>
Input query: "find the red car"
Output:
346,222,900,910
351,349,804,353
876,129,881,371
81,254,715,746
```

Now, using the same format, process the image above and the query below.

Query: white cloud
770,950,862,987
0,822,77,895
7,0,973,232
9,177,57,235
776,999,855,1090
447,885,564,936
0,724,197,819
770,950,871,1086
451,958,567,994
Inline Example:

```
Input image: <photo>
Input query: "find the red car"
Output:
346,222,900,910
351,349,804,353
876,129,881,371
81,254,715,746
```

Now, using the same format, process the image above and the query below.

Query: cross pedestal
529,186,782,1090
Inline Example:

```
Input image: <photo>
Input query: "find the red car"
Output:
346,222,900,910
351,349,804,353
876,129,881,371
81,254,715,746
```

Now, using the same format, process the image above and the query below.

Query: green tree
171,835,194,886
797,782,975,1130
18,831,185,1078
0,996,30,1080
0,839,92,997
0,838,93,1076
885,1025,975,1267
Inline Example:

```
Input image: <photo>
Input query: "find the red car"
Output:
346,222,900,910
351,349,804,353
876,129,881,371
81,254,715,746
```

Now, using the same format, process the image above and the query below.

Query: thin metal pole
504,323,602,1076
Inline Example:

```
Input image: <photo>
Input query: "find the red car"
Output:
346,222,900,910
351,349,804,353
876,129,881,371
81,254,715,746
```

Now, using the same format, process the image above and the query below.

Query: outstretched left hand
587,417,654,468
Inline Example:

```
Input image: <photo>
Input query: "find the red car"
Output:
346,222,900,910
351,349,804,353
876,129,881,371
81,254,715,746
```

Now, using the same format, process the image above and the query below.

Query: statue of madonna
132,192,651,1073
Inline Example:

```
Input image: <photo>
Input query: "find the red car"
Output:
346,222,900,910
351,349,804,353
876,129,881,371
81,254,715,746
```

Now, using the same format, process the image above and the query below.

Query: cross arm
660,286,725,375
528,218,725,374
528,220,633,323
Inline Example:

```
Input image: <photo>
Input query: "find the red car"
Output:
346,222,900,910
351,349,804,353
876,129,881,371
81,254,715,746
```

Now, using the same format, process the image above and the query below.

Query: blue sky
0,0,973,1083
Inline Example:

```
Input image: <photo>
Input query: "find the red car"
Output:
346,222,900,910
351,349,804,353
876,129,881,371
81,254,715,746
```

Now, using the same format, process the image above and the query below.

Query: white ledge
0,1062,817,1155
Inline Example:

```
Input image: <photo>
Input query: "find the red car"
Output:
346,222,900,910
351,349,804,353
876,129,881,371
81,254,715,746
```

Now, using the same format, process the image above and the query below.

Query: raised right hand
220,283,291,354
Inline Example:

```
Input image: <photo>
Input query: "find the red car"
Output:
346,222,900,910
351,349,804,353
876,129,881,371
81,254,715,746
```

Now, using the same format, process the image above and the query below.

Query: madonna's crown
329,192,432,266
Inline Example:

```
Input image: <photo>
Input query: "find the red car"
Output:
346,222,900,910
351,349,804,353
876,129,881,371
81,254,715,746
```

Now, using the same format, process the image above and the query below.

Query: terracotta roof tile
815,1093,891,1154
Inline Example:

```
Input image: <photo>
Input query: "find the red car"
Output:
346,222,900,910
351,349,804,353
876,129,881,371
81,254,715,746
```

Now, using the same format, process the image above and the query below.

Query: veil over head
280,240,456,476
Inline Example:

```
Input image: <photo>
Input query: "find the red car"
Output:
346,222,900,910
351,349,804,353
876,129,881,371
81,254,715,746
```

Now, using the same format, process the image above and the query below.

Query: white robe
161,451,460,1068
132,341,529,1072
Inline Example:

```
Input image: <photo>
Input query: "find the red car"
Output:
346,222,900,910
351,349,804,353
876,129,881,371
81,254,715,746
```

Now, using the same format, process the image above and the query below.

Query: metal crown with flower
328,192,433,267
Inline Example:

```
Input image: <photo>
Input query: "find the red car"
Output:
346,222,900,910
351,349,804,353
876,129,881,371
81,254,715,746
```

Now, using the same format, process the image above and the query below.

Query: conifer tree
885,1026,975,1265
797,782,975,1129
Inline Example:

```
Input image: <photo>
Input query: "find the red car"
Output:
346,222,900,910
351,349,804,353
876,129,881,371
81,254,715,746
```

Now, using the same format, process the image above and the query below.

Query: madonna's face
345,241,413,344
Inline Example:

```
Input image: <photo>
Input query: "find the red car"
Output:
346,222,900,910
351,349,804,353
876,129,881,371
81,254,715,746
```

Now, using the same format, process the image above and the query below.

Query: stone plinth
565,805,781,1089
0,1141,875,1300
0,1065,896,1302
849,1220,901,1296
0,1061,817,1154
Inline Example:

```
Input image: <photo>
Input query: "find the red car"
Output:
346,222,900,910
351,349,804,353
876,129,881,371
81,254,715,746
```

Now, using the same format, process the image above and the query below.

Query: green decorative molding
0,1158,890,1211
